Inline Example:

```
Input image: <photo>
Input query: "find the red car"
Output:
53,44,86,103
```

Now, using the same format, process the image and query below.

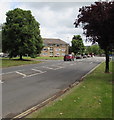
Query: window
56,53,60,56
62,49,65,52
55,49,60,51
43,48,48,51
55,44,59,47
42,53,47,56
62,53,65,56
50,52,53,56
50,47,53,51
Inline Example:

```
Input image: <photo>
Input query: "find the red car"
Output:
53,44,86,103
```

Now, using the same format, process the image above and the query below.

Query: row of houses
40,38,69,57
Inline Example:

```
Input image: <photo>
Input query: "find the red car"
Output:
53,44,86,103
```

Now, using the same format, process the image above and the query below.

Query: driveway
1,57,105,118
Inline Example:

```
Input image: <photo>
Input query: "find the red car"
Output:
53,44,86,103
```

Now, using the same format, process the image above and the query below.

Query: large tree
71,35,85,55
74,1,114,73
2,8,43,60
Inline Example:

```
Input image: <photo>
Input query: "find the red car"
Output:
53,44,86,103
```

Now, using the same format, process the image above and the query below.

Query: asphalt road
1,57,105,118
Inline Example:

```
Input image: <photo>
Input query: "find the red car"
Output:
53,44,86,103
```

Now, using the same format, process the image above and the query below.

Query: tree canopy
74,1,114,72
71,35,85,55
2,8,43,60
85,45,104,55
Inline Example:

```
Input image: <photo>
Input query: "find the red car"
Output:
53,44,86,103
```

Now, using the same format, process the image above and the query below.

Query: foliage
85,45,104,55
74,1,114,72
71,35,85,55
2,8,43,60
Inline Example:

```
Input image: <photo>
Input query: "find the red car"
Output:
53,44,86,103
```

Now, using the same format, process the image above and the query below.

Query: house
40,38,69,57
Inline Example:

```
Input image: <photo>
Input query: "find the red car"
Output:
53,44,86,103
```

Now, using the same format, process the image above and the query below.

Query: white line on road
0,80,3,84
0,69,25,75
42,66,54,70
15,71,26,77
31,69,45,73
42,66,63,70
23,71,47,78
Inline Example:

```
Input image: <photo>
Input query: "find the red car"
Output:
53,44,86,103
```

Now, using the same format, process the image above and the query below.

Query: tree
2,8,43,60
74,1,114,73
71,35,85,55
86,45,104,55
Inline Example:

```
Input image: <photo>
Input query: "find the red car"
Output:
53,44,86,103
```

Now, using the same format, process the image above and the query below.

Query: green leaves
71,35,85,55
2,8,43,60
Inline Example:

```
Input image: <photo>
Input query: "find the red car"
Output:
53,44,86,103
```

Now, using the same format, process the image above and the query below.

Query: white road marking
54,66,64,70
15,71,26,77
42,66,63,70
42,66,54,70
31,69,46,73
0,80,3,84
23,71,47,78
1,69,25,75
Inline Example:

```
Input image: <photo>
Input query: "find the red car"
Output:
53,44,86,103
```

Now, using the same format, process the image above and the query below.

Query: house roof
43,38,68,45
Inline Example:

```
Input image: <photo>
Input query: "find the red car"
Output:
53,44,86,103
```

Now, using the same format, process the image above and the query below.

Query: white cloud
0,2,93,45
0,2,12,23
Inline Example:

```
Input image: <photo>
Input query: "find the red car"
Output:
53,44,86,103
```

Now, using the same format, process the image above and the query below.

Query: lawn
0,59,41,68
0,56,63,68
34,56,63,60
27,62,112,118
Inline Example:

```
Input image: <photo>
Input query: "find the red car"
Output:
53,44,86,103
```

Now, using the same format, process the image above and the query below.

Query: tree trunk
105,49,109,73
20,54,23,60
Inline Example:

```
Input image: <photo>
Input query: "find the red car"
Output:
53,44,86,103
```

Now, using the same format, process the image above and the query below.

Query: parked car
83,55,87,58
87,54,91,57
64,54,74,61
76,55,82,59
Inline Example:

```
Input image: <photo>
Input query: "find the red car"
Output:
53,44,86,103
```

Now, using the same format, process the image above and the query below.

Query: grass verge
0,59,41,68
27,62,112,118
33,56,63,60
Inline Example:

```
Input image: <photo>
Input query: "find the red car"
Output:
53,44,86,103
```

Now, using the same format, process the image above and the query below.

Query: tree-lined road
2,57,104,118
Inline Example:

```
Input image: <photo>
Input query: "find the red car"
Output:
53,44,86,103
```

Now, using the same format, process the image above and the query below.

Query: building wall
40,44,69,57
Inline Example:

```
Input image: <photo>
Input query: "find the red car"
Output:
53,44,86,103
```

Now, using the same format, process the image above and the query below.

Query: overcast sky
0,0,97,46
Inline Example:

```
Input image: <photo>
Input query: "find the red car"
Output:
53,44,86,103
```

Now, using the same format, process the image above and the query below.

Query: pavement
1,57,105,118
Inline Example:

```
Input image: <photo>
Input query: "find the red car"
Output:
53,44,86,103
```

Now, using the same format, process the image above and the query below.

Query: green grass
0,56,63,68
13,56,63,60
0,59,41,68
27,62,112,118
35,56,63,60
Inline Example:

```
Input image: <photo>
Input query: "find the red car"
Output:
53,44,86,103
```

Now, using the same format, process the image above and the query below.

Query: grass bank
0,59,41,68
27,62,112,118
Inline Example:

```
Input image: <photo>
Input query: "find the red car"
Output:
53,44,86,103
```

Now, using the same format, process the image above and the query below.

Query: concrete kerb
11,62,103,120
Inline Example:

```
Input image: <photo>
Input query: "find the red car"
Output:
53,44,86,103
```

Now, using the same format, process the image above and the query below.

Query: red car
64,54,74,61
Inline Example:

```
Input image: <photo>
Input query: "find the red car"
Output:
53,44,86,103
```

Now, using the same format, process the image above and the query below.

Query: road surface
1,57,105,118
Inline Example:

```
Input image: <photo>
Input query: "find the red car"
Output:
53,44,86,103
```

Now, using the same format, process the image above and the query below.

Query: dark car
64,54,74,61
